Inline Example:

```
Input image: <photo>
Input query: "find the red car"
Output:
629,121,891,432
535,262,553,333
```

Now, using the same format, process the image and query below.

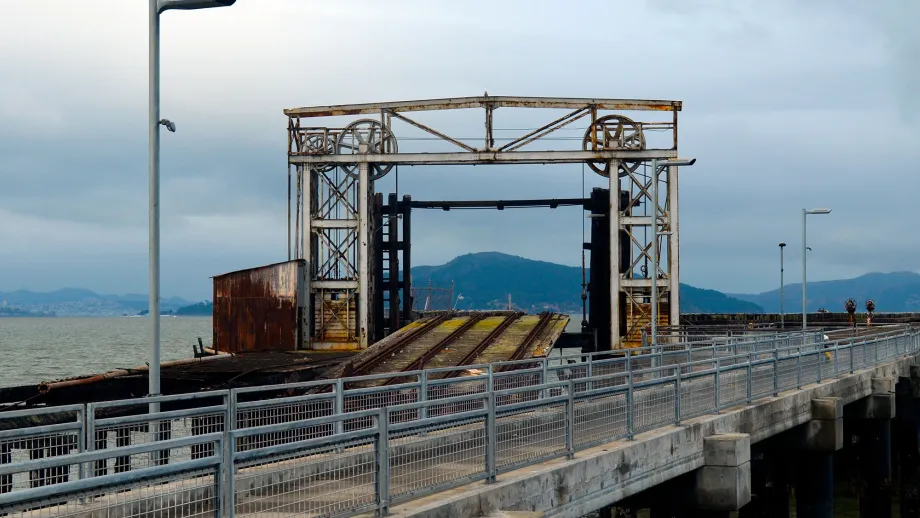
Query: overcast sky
0,0,917,301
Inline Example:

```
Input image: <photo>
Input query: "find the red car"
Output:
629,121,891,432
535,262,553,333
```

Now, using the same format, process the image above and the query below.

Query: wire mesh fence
0,329,918,517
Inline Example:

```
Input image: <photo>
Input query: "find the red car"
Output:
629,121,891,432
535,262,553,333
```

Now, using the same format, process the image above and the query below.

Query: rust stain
213,260,303,354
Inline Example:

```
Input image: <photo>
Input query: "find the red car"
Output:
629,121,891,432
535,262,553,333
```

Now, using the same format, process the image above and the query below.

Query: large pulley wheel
336,119,398,181
299,133,336,173
582,115,646,177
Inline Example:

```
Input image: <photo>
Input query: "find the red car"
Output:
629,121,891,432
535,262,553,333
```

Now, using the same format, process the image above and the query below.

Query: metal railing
1,329,917,517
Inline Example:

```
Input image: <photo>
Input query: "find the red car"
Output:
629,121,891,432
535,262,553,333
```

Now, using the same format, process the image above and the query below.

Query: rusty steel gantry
285,95,686,351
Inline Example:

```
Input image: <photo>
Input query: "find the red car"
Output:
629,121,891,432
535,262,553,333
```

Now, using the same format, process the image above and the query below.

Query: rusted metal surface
213,260,304,354
284,96,681,117
341,313,452,378
442,312,525,379
506,312,554,363
396,313,491,375
322,311,569,386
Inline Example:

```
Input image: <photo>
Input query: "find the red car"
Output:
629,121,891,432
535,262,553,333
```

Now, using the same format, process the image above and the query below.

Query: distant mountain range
0,288,197,317
4,255,917,317
728,271,920,313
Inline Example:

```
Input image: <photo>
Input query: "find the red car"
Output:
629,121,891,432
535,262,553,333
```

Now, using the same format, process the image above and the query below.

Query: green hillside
410,252,763,314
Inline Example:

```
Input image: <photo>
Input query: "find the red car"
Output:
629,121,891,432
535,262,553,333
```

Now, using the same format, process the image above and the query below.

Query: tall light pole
802,208,831,330
779,242,786,328
649,157,696,351
149,0,236,406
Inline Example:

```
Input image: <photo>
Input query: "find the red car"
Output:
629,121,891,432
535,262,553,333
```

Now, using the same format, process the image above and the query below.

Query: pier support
898,365,920,518
846,375,895,518
738,439,790,518
794,397,843,518
694,433,751,514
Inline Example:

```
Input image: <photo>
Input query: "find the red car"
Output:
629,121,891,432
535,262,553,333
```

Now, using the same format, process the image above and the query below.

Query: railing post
487,364,494,392
714,358,721,413
222,393,236,518
586,354,593,392
772,349,779,397
747,352,753,404
376,408,390,516
850,338,856,374
485,391,497,483
834,344,840,378
796,350,802,390
542,358,549,399
419,371,429,422
334,378,345,435
675,366,682,425
626,368,635,440
566,380,575,459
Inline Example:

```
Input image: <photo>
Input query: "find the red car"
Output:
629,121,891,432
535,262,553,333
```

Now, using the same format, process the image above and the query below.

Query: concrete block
811,397,843,420
873,376,896,395
802,418,844,452
696,464,752,511
703,433,750,467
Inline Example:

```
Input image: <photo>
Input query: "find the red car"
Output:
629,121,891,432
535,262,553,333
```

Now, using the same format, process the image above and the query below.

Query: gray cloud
0,0,917,300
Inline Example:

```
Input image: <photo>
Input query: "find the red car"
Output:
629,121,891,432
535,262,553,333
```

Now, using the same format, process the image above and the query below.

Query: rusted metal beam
289,149,677,165
284,96,681,117
345,313,452,378
506,312,555,364
386,110,479,153
496,107,590,152
383,313,492,384
443,312,525,378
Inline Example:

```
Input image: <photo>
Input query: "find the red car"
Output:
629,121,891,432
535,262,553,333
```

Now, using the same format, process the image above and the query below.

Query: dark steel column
401,194,412,322
372,193,385,342
860,419,893,518
387,193,400,333
588,187,610,351
740,447,790,518
898,373,920,518
795,452,834,518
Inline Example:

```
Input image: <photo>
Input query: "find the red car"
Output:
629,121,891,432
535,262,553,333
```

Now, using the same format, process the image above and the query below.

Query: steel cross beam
290,149,678,166
284,95,682,117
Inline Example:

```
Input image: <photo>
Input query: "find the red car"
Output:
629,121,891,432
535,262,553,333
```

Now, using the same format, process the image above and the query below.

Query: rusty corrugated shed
212,260,304,353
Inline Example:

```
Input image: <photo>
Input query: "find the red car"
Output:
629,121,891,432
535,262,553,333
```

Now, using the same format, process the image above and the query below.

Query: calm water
0,317,212,388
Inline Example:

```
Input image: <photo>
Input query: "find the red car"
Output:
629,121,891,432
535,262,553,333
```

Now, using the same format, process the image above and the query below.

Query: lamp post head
158,119,176,133
805,208,832,215
779,242,786,248
659,158,697,168
157,0,236,13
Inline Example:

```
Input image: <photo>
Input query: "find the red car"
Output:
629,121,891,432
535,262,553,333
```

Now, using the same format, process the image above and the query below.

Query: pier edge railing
0,328,917,517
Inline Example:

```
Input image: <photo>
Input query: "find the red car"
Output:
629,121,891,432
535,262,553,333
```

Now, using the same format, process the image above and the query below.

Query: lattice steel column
358,156,370,349
301,162,362,350
609,161,621,349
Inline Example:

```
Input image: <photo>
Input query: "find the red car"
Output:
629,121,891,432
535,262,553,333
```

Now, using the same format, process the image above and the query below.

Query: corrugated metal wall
213,260,304,353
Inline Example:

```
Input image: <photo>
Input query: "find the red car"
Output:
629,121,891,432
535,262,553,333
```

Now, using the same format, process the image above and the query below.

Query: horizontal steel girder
289,149,678,166
284,96,681,117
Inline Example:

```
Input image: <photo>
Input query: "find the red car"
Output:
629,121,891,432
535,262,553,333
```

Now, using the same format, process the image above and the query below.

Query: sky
0,0,918,301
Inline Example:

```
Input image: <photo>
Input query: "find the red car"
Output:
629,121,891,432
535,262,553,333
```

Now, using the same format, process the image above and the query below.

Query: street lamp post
149,0,236,407
649,158,696,353
779,242,786,328
802,208,831,330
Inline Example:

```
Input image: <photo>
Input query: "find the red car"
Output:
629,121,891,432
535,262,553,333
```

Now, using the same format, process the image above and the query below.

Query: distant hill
137,301,213,317
0,288,193,317
409,252,763,314
729,271,920,313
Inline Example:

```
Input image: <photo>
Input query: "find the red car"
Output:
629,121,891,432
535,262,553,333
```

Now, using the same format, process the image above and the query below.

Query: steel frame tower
286,95,685,350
